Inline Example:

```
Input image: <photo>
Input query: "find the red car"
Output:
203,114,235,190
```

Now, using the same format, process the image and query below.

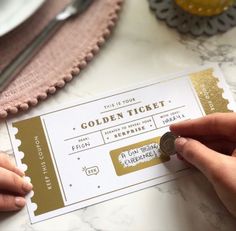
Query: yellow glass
175,0,235,16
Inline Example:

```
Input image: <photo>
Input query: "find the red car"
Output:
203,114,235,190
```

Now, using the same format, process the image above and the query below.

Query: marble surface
1,0,236,230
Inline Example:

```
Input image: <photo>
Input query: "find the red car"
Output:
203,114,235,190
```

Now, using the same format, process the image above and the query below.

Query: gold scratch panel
110,137,170,176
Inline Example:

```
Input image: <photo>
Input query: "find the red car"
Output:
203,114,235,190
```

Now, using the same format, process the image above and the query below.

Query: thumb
175,137,221,179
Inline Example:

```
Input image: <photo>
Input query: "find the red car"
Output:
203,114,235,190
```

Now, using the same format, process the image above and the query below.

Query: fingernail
175,137,188,153
15,197,26,208
15,167,25,176
22,181,33,192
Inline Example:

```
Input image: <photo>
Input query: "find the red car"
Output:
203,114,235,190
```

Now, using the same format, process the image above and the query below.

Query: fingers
0,153,24,177
0,167,32,195
170,113,236,142
0,194,26,211
232,148,236,157
200,139,236,155
175,137,222,180
0,153,31,212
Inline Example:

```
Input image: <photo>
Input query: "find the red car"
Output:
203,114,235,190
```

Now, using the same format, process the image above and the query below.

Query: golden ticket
7,66,235,223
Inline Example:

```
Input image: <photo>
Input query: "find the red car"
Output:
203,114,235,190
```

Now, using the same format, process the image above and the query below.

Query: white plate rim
0,0,46,37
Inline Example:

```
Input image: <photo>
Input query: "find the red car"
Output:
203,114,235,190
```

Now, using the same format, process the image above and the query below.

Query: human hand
0,152,32,211
170,113,236,217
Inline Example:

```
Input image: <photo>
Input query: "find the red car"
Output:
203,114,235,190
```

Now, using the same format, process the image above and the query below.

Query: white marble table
1,0,236,230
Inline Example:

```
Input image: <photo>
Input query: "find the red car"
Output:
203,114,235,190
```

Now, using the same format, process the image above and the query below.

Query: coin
159,132,178,156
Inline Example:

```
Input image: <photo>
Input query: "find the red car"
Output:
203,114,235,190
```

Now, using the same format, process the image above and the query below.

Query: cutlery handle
0,0,94,92
0,18,64,92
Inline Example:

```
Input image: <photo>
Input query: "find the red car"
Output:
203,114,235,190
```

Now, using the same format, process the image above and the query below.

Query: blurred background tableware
0,0,122,118
149,0,236,36
0,0,94,93
0,0,45,36
175,0,235,16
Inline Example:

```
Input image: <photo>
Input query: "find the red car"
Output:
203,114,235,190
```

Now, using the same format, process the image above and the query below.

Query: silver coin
160,132,178,156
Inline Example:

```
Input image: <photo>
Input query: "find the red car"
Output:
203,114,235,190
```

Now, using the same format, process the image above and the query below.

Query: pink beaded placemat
0,0,123,118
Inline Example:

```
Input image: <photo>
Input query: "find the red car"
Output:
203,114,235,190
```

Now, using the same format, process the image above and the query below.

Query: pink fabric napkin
0,0,122,118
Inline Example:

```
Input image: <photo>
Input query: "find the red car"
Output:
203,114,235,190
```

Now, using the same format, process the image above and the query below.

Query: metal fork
0,0,93,92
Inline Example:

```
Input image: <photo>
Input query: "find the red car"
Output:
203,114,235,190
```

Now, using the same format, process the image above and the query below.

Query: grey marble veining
179,36,236,65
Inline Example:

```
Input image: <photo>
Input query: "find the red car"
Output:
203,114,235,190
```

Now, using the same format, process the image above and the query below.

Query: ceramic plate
0,0,45,36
